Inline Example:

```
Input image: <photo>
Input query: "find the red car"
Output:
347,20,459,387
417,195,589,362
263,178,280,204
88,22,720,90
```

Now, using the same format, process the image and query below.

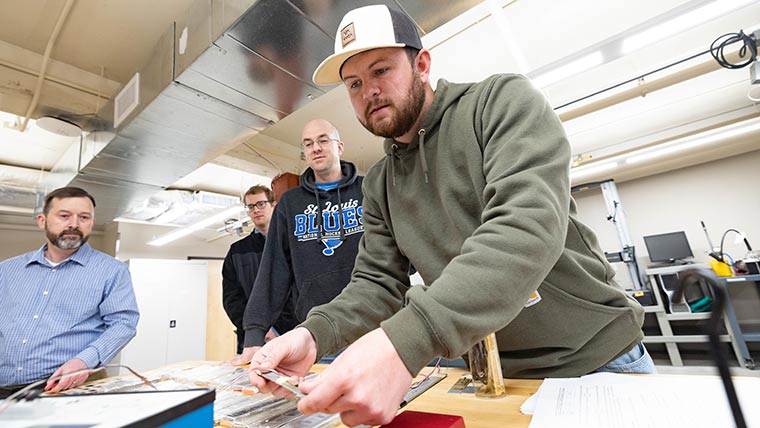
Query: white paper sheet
528,372,760,428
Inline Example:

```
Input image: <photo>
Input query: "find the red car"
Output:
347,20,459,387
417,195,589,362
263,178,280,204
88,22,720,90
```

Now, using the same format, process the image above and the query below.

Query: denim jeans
593,342,657,374
318,349,344,364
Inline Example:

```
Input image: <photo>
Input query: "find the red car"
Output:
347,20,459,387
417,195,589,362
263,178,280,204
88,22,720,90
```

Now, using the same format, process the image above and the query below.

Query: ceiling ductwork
0,163,44,213
37,0,481,224
119,189,240,226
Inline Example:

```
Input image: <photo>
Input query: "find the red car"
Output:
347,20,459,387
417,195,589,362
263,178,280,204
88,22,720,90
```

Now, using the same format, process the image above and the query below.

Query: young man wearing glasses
222,185,298,355
232,118,365,365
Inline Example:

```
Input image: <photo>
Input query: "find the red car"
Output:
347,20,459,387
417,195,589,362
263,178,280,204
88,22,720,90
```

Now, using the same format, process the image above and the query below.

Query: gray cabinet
114,259,209,374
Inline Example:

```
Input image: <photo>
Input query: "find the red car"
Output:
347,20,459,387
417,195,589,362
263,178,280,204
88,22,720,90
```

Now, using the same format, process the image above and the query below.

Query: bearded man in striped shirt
0,187,139,397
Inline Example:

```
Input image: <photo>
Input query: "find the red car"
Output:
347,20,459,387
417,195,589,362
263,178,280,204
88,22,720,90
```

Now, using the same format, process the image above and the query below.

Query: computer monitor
643,231,694,263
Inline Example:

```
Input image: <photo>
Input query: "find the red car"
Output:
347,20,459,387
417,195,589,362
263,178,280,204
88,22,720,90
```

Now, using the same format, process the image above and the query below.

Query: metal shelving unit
721,274,760,369
643,265,753,368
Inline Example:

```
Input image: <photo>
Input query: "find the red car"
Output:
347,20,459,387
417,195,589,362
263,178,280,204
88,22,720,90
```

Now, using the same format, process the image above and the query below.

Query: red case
380,410,466,428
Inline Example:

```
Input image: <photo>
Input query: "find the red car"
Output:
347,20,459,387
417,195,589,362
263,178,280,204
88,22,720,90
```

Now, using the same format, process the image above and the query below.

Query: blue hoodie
243,161,364,347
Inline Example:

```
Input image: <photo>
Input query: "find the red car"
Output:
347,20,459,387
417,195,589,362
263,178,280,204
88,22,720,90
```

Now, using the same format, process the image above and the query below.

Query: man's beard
359,72,426,139
47,227,88,250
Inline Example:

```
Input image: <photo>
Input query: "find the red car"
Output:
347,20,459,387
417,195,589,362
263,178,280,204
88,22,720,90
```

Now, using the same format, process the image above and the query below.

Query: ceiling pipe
558,50,744,122
0,56,113,100
16,0,76,133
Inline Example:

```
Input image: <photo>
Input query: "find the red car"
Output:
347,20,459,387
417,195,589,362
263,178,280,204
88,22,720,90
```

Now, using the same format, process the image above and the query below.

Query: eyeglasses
301,137,338,150
244,201,271,211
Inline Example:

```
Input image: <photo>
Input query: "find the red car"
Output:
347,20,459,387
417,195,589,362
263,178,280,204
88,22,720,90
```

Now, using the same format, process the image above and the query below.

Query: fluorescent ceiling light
147,205,243,246
149,206,187,226
570,116,760,179
530,52,604,88
625,118,760,164
621,0,754,54
570,162,618,180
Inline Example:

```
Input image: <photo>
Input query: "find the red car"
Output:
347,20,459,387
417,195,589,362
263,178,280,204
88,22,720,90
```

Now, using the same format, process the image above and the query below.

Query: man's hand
247,327,318,394
227,346,258,366
44,358,90,393
227,329,279,365
297,328,413,427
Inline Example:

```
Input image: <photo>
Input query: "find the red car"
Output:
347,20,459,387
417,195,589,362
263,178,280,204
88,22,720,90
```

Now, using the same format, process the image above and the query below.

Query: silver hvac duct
40,0,480,223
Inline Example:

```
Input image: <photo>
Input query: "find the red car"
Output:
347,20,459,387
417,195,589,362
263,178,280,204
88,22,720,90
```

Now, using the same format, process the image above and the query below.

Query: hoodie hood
382,79,470,157
300,160,359,192
382,79,470,184
298,160,360,241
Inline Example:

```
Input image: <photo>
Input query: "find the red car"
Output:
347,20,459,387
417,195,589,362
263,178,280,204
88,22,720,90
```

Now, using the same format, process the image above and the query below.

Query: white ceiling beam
0,39,121,99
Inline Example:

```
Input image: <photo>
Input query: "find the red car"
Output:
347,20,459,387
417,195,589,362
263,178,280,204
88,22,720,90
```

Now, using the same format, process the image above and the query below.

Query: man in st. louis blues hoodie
237,118,364,362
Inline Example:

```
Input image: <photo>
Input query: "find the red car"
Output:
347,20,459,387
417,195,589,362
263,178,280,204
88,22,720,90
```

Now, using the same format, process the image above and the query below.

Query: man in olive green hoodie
248,5,653,426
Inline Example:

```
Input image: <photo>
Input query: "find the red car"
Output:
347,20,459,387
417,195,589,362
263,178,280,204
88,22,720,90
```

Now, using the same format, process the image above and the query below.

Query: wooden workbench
68,362,540,427
329,366,540,428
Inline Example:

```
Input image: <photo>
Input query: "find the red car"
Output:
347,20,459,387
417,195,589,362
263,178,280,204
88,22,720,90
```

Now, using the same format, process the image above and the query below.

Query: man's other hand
265,327,278,342
227,346,258,366
44,358,90,393
247,327,318,394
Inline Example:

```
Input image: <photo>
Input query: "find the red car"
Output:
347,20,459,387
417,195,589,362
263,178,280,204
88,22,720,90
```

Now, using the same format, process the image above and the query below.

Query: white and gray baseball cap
312,5,422,86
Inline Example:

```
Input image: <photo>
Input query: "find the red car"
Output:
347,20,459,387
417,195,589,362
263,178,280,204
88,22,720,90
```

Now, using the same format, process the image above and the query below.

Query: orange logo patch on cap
341,23,356,48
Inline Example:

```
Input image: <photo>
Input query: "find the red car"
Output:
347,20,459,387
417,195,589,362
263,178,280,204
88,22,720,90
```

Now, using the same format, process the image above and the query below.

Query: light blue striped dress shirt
0,243,139,386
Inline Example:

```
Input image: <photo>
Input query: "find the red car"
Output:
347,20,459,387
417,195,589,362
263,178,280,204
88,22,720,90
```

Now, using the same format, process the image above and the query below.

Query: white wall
574,148,760,265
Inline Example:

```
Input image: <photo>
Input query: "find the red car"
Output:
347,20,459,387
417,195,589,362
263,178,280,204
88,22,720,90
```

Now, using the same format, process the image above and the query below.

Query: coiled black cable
710,30,757,69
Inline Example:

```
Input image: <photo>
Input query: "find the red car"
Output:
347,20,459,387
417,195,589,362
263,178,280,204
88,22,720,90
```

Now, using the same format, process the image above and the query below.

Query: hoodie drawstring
337,188,345,241
389,144,398,187
313,186,324,240
315,186,346,241
418,128,429,183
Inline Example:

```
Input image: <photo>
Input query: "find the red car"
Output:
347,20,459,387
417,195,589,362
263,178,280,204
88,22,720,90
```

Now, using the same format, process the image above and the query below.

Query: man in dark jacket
222,185,296,355
233,119,364,364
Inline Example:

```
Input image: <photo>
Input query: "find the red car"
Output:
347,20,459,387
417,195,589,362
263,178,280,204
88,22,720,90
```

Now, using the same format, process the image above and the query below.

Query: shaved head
302,119,340,141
